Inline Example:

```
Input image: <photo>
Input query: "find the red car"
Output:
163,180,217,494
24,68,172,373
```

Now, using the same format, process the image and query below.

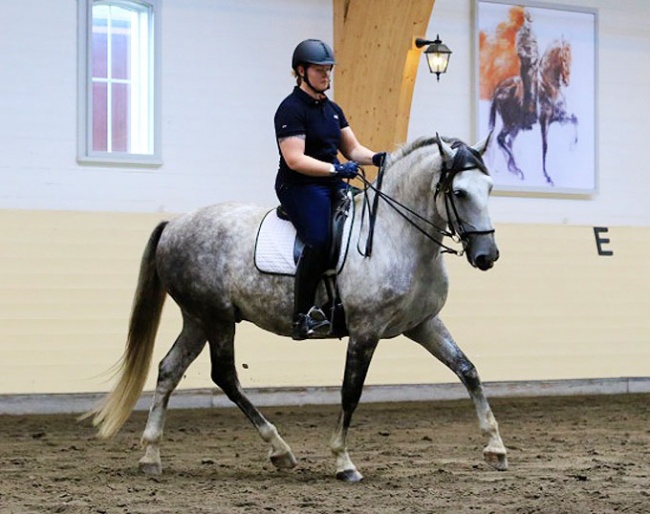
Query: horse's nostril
475,254,494,271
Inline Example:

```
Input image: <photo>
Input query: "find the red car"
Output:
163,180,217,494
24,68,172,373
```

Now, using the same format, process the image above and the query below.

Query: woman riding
274,39,385,340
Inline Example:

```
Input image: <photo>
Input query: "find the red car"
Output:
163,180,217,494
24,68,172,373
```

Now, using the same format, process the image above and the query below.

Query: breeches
276,181,343,250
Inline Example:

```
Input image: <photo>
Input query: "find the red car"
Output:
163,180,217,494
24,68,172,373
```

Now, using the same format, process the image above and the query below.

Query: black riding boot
292,245,331,340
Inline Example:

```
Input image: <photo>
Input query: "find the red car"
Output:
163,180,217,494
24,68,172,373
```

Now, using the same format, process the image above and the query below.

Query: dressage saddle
275,188,351,272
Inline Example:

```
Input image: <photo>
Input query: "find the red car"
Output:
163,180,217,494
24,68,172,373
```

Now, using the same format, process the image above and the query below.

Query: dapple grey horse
86,134,508,482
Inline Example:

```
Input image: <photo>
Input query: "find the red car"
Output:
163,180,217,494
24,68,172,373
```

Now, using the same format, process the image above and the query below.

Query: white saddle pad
254,206,354,276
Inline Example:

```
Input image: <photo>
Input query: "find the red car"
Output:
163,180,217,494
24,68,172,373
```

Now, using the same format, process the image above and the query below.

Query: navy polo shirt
274,86,349,185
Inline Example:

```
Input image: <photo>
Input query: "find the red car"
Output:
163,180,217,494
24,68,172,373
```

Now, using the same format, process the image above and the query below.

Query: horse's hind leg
140,315,207,475
405,316,508,471
207,321,297,470
329,336,379,482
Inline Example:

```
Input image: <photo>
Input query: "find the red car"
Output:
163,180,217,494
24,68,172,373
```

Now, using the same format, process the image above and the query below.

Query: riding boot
292,245,331,340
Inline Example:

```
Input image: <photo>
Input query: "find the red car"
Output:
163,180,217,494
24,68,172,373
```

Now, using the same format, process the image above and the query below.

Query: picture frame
474,0,598,195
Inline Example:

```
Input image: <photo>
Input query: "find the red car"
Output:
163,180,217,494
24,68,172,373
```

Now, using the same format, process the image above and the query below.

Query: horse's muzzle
465,234,499,271
473,249,499,270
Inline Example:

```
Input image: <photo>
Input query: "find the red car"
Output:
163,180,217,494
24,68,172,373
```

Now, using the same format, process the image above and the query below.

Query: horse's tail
82,221,169,439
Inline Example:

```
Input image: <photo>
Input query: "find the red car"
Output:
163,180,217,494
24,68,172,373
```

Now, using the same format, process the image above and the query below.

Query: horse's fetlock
259,424,278,443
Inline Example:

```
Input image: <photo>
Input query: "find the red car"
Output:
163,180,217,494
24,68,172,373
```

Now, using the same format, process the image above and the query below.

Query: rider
516,10,539,129
274,38,386,340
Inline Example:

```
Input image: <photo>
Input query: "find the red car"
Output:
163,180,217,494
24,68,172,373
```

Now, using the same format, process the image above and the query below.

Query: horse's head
434,134,499,271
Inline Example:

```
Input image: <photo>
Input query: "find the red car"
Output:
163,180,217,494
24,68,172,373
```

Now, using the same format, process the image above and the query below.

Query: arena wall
1,211,647,397
0,0,648,406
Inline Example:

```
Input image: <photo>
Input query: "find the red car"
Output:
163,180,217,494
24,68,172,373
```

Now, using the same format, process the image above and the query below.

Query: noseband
356,142,494,257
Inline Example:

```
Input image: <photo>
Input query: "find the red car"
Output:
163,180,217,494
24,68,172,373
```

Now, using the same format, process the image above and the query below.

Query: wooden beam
333,0,436,163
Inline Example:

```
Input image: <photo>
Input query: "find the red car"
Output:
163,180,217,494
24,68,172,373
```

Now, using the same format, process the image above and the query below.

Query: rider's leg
276,182,334,339
292,244,330,339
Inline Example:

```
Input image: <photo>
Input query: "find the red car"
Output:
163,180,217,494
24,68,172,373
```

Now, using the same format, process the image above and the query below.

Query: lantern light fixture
415,35,452,81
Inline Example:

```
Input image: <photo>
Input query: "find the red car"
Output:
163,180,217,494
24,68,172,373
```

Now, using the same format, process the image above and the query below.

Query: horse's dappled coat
86,135,507,482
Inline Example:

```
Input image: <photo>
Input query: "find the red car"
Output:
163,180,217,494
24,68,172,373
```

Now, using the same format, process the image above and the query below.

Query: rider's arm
339,127,375,166
278,135,335,177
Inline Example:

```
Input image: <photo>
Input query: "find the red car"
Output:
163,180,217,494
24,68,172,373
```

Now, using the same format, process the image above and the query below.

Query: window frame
77,0,162,167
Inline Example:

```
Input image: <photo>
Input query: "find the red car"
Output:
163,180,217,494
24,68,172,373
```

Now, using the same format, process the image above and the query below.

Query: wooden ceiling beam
333,0,436,162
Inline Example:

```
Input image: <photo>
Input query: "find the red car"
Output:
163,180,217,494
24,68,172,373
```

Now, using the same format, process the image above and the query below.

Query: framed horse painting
474,0,597,195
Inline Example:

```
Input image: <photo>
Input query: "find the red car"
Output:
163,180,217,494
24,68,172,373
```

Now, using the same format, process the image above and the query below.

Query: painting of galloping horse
476,1,596,194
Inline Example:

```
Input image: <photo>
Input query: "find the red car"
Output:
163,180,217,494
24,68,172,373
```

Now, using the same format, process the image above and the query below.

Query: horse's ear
435,133,455,167
472,131,492,155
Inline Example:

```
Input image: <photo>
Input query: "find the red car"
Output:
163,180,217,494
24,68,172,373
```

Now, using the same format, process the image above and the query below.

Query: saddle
254,190,354,338
275,189,351,271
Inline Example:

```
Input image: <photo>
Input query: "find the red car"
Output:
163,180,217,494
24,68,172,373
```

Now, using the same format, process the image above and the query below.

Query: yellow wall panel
0,210,647,395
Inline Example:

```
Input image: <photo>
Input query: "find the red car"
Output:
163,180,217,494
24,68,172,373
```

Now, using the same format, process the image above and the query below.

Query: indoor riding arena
1,1,648,513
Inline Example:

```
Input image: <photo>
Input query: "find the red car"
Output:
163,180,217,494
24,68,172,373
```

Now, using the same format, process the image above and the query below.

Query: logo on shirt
333,115,339,120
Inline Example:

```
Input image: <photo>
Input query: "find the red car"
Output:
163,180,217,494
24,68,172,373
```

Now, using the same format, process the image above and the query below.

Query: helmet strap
300,64,329,96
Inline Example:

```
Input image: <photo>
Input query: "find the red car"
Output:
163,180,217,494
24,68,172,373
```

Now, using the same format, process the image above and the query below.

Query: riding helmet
292,39,336,71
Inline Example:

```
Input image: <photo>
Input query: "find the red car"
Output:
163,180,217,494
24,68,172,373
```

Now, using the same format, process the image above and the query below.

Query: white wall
409,0,650,227
2,0,649,228
0,0,332,213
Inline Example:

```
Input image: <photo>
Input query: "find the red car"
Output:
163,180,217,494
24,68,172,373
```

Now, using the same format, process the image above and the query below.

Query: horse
85,134,508,483
489,38,578,185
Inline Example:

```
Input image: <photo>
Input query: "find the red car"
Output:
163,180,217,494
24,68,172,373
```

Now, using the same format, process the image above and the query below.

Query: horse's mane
385,136,489,198
390,136,439,162
540,38,571,88
389,135,467,163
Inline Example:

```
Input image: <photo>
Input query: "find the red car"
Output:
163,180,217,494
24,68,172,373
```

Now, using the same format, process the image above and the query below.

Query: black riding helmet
292,39,336,71
292,39,336,94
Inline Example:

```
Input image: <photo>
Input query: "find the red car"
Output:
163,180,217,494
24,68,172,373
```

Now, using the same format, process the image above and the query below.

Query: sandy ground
0,393,649,514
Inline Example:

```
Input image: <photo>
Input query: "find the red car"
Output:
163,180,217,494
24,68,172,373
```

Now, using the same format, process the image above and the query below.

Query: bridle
355,143,495,258
436,144,496,243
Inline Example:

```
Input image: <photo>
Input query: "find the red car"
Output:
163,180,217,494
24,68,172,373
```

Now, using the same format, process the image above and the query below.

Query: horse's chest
344,263,448,335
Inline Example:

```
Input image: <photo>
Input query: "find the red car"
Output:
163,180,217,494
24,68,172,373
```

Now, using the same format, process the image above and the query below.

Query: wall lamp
415,35,452,81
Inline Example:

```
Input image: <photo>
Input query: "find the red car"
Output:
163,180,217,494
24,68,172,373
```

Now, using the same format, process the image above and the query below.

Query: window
78,0,161,165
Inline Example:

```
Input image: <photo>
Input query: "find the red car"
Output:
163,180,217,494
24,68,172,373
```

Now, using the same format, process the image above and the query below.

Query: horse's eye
453,189,466,199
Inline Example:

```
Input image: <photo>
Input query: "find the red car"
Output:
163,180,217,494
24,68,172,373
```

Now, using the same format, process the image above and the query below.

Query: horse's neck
371,154,446,252
540,48,563,89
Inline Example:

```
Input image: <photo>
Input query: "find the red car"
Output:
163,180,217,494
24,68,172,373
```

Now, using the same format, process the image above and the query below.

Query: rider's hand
372,152,387,167
333,161,359,179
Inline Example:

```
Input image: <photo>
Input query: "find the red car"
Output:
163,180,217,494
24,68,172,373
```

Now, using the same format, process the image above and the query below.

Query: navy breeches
276,181,343,251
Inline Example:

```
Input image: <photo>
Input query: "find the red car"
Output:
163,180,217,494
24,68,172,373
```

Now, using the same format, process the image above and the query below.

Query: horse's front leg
330,336,379,482
497,127,524,179
405,316,508,471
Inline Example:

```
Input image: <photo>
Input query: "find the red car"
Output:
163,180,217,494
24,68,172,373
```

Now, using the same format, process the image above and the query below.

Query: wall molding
2,377,648,415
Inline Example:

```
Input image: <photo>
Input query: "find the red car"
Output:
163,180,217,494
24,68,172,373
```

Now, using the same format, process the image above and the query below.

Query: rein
354,149,495,258
355,166,462,257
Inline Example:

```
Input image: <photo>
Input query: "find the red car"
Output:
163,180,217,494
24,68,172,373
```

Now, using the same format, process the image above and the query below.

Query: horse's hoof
270,451,297,470
139,459,163,475
336,468,364,483
484,451,508,471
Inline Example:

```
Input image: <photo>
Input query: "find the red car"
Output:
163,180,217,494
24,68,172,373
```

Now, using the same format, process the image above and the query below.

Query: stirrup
292,307,331,340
